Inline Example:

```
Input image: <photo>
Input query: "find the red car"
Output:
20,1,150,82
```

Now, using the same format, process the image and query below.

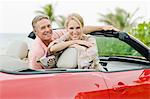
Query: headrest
57,48,78,69
6,41,28,59
28,31,36,39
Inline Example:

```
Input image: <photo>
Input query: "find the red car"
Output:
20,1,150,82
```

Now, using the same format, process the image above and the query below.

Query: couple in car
28,13,118,70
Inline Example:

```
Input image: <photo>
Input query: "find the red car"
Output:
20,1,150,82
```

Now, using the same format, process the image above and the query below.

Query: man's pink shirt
28,29,66,69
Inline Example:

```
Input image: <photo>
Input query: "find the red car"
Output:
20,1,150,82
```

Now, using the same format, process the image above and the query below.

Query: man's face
34,19,52,41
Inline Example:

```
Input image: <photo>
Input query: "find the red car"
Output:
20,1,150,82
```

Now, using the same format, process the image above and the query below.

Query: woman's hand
74,40,93,48
69,44,86,50
102,26,119,31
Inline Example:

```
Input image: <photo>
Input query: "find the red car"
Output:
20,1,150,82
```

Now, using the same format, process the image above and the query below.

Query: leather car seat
0,41,29,72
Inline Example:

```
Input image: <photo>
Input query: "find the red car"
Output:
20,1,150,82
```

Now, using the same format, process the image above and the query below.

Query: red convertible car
0,30,150,99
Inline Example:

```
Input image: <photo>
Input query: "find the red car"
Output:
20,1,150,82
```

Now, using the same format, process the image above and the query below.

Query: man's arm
28,55,44,69
28,49,45,69
83,26,119,34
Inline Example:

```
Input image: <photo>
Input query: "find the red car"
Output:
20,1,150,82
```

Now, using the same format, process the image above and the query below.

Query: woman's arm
75,40,93,48
83,25,119,34
50,40,92,52
49,41,75,52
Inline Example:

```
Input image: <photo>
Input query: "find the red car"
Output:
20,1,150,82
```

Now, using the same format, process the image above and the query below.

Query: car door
102,69,150,99
1,71,109,99
96,35,150,99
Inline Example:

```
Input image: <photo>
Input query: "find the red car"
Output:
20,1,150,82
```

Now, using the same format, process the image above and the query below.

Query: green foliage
96,37,141,56
98,8,141,32
130,21,150,47
36,4,55,22
36,4,66,28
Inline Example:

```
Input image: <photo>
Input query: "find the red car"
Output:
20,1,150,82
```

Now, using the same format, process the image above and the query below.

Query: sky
0,0,150,34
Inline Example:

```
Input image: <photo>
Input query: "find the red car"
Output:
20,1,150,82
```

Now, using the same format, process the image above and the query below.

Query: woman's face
67,20,83,40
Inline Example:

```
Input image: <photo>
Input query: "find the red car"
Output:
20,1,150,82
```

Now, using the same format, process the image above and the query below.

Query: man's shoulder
53,29,66,32
52,29,67,40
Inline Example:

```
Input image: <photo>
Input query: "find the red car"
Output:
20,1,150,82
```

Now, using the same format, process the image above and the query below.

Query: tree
36,4,65,28
130,21,150,47
98,7,141,32
36,4,55,22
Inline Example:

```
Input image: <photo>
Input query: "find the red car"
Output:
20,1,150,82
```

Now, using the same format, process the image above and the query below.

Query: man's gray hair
32,15,49,28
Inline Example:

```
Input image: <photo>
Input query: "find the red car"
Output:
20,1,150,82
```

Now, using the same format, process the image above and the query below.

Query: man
28,15,118,69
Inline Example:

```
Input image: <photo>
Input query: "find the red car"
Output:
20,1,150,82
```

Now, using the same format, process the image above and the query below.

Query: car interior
0,32,150,73
0,41,29,72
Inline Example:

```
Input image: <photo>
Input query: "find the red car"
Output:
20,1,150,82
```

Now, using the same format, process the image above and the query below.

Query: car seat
6,40,28,59
0,40,29,72
57,48,78,69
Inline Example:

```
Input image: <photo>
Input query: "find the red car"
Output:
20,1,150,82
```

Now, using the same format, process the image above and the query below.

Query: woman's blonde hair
65,13,84,29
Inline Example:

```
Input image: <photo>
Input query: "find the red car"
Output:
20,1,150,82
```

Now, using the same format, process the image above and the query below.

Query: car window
95,36,149,72
96,36,142,57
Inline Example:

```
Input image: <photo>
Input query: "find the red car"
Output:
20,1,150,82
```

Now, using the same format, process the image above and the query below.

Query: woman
48,13,103,70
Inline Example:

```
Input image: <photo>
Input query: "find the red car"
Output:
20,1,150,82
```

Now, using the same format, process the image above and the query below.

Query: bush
96,37,141,56
130,21,150,47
